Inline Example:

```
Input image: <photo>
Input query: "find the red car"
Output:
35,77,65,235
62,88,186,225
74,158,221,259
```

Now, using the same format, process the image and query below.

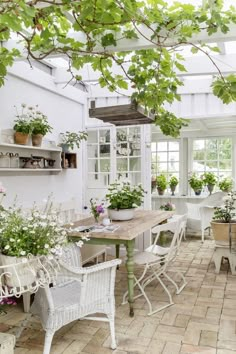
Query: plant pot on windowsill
14,132,29,145
207,184,215,195
157,188,165,196
60,144,70,152
194,189,202,196
170,186,176,196
108,208,135,221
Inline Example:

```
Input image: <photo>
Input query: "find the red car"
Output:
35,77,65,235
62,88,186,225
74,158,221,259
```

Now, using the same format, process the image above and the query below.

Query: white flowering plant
0,203,67,258
213,191,236,223
106,181,146,210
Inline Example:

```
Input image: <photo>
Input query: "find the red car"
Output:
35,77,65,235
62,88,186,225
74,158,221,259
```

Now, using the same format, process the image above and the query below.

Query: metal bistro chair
122,221,185,316
31,243,121,354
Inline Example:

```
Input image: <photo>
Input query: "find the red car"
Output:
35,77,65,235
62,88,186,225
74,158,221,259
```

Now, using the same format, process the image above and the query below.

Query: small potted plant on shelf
202,172,218,195
219,177,233,193
156,174,168,195
13,104,32,145
106,180,146,221
169,176,178,196
59,131,88,152
211,191,236,246
188,173,204,195
30,106,52,147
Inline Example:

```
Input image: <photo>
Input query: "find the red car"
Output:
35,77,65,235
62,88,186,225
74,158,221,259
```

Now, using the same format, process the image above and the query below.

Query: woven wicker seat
31,243,121,354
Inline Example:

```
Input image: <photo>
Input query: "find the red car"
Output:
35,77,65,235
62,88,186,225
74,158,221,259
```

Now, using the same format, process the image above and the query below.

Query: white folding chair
122,221,185,316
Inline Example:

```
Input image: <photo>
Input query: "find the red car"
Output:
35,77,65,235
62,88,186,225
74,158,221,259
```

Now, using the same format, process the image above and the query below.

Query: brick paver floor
1,237,236,354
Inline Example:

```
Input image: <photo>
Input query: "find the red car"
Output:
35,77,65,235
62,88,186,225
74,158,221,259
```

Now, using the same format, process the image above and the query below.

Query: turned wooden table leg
125,239,135,317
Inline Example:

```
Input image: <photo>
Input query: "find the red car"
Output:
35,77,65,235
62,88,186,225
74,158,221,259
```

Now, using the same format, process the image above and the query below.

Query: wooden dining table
68,209,173,316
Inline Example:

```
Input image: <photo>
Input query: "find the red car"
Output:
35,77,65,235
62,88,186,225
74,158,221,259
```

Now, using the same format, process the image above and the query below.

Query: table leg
125,239,135,317
115,244,120,269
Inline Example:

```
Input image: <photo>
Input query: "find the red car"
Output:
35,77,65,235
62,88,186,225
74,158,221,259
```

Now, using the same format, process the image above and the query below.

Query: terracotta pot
108,208,135,221
157,188,165,196
14,132,29,145
211,221,236,247
32,134,43,147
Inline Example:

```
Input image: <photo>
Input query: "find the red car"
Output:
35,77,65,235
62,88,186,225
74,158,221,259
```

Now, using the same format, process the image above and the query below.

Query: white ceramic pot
0,254,37,288
108,208,135,221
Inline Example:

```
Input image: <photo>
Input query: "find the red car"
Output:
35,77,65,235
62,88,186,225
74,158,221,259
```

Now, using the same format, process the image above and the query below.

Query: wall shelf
61,152,77,169
0,143,62,173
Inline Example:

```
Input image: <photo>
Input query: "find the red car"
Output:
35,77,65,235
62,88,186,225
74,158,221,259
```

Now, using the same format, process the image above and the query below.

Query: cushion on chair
145,245,169,256
133,252,161,265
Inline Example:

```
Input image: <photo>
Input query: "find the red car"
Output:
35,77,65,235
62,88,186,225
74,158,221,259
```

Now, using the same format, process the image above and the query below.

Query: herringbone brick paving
1,238,236,354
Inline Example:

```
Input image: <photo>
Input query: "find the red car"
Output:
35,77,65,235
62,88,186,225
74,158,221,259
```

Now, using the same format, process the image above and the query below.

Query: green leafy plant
31,115,52,136
2,2,236,137
202,172,218,186
60,131,88,150
106,181,146,210
156,174,168,191
219,177,233,192
188,173,204,191
169,176,179,188
0,202,67,257
213,192,236,223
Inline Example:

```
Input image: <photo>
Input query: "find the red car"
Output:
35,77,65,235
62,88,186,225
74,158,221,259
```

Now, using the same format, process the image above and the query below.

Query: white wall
0,62,88,211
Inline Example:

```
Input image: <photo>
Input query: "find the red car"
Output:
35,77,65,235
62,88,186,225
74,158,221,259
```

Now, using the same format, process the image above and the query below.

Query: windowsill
151,193,206,199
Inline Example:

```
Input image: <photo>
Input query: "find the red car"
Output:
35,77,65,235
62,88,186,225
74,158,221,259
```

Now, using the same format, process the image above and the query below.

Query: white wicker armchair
186,192,226,242
31,243,121,354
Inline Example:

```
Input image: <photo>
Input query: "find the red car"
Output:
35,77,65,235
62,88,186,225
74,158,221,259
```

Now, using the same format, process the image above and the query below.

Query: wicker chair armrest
59,259,121,276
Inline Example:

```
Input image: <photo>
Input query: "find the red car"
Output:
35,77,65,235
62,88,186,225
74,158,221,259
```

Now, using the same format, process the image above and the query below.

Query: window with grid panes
151,141,180,193
192,138,232,184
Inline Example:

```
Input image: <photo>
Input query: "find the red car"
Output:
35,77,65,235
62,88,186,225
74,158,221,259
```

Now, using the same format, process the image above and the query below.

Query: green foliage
169,176,179,188
1,1,236,137
202,172,218,185
60,131,88,150
219,177,233,192
213,192,236,222
31,117,52,136
188,173,204,191
156,174,168,191
106,181,146,210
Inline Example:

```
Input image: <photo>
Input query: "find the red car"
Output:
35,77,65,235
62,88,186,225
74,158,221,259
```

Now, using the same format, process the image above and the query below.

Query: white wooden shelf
0,142,61,152
0,143,62,173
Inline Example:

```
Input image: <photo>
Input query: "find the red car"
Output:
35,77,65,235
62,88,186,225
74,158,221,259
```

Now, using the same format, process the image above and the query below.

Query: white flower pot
108,208,135,221
0,254,37,288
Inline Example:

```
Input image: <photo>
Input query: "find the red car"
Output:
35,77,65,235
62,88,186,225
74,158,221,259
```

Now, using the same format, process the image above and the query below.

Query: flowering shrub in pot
156,174,168,195
211,191,236,246
0,201,67,287
13,104,32,145
106,181,146,220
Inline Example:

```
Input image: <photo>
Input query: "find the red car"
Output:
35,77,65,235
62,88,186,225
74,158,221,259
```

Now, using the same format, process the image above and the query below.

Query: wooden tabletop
68,210,173,241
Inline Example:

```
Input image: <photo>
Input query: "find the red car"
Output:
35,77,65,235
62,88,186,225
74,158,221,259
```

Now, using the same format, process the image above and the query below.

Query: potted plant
188,173,204,195
13,104,31,145
202,172,218,195
59,131,88,152
0,201,67,287
219,177,233,193
151,175,157,193
30,106,52,147
156,174,168,195
106,181,146,220
211,191,236,246
169,176,178,196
